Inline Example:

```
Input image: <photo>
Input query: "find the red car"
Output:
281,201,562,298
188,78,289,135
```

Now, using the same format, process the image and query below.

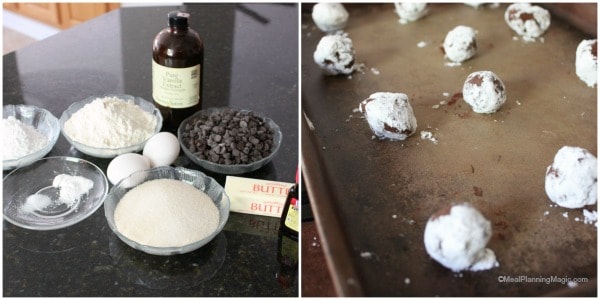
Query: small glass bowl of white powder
3,156,108,230
59,94,163,158
104,166,230,256
3,105,60,170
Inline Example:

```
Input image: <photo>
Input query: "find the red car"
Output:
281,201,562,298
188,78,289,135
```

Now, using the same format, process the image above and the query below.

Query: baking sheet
301,3,597,296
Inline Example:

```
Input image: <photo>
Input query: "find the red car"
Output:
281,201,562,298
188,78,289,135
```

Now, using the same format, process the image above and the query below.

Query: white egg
143,132,180,167
107,153,151,185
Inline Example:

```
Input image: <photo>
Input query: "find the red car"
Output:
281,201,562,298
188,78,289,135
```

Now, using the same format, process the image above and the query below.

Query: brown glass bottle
152,11,204,132
280,169,299,239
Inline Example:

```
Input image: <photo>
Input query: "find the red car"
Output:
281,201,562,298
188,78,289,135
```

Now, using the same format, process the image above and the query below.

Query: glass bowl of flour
59,94,163,158
3,156,109,230
3,105,60,170
104,166,230,256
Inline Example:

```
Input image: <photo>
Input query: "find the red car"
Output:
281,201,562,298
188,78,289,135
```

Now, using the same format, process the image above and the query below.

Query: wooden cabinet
3,2,120,29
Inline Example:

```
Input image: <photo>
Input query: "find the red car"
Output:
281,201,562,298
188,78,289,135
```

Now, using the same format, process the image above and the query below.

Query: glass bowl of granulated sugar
59,94,163,158
104,166,230,256
3,105,61,170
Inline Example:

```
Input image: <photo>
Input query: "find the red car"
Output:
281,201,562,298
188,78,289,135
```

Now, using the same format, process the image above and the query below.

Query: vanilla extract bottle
152,11,204,132
280,181,299,239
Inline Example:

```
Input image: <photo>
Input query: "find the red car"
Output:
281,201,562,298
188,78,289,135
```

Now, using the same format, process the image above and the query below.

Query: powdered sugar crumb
420,131,438,144
417,41,427,48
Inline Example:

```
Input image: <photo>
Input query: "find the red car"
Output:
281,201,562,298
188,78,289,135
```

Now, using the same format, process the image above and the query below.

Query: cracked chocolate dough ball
424,203,498,272
313,32,355,75
311,3,349,33
575,39,597,88
394,2,428,24
443,25,477,63
462,71,506,114
504,3,550,40
545,146,597,209
358,92,417,140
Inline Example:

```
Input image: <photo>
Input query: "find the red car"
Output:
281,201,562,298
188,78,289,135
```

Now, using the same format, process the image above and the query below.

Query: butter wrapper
224,176,293,217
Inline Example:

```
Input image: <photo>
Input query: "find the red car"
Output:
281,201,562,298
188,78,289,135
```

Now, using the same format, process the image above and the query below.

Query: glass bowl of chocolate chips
177,107,282,175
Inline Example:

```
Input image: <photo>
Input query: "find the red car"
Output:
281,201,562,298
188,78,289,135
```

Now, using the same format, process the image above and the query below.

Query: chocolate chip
182,109,275,166
468,75,484,86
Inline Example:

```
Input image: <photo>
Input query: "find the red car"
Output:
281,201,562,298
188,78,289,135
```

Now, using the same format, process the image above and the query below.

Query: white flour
2,116,48,160
63,97,157,149
114,179,219,248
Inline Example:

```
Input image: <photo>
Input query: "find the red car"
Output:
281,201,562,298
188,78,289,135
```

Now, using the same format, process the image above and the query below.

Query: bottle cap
168,11,189,28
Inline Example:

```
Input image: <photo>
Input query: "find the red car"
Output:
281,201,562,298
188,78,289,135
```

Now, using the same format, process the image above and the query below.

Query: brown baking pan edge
301,102,365,297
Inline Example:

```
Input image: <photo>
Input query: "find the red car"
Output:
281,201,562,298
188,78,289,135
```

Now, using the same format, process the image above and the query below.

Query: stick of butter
224,176,293,218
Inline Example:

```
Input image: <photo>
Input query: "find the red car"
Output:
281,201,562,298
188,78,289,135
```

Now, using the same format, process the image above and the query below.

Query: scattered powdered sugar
63,96,157,149
445,61,462,67
417,41,427,48
420,131,438,144
404,278,411,285
583,209,598,227
3,116,49,160
562,212,569,219
370,67,381,75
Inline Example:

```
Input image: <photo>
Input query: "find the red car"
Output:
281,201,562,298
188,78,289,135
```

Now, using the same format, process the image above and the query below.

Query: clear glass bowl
3,156,109,230
59,94,163,158
177,107,282,174
3,105,60,170
104,166,230,256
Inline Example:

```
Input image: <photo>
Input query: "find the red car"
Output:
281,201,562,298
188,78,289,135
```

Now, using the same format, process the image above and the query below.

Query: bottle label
284,197,299,232
152,59,200,108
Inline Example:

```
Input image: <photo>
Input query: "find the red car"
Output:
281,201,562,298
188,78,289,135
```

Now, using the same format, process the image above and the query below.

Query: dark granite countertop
3,3,298,297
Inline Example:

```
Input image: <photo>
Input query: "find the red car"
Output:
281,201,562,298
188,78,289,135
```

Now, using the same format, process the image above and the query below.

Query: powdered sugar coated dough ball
358,92,417,140
575,39,597,88
462,71,506,113
312,3,349,33
394,3,428,24
504,3,550,40
545,146,597,209
443,25,477,63
313,32,355,75
424,203,498,272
